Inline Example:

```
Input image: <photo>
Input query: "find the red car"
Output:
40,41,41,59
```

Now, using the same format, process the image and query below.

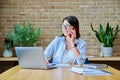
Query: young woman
44,16,87,64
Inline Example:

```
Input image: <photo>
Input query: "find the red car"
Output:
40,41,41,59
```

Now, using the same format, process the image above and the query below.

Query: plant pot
3,49,13,57
102,47,113,57
99,43,104,57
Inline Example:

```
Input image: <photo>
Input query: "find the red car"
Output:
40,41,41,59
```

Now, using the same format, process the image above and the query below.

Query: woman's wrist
71,43,77,48
70,39,77,48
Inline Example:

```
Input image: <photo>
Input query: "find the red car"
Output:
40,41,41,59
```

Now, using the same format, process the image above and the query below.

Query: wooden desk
0,65,120,80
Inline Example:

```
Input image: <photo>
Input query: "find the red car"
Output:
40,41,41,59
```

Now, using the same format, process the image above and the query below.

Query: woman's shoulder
54,36,64,40
51,36,64,42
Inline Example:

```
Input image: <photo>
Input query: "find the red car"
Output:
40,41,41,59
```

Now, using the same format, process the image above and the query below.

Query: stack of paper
70,67,112,76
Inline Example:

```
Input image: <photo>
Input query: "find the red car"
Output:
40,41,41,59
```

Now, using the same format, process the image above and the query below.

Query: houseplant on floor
91,22,120,57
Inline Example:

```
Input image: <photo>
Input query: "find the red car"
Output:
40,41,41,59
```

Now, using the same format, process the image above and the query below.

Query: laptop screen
15,47,48,69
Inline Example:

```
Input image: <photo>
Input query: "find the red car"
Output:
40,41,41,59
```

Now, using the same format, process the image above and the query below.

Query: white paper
70,67,112,76
70,67,83,74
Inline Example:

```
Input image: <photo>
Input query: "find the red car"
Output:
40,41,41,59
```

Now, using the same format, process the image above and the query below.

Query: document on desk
83,63,108,69
70,67,112,76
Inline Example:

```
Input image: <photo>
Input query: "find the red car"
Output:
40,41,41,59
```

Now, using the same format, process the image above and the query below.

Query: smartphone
69,27,76,38
69,33,72,38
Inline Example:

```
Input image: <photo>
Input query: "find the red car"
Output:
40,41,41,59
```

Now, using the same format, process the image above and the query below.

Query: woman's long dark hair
61,16,80,39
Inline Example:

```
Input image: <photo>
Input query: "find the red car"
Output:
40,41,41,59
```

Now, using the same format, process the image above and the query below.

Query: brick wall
0,0,120,57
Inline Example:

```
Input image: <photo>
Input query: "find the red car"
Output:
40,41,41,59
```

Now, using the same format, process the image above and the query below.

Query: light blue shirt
61,49,75,64
44,36,87,64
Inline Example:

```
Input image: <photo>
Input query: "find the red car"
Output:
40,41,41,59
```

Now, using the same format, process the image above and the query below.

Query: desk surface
0,65,120,80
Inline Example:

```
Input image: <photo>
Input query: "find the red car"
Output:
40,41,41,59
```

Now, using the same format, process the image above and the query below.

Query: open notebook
15,47,57,69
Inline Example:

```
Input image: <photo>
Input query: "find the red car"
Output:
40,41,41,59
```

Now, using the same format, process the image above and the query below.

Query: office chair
84,58,89,64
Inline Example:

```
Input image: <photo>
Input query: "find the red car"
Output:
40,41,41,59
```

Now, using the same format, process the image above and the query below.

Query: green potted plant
7,21,40,47
3,38,13,57
91,22,120,57
91,23,105,57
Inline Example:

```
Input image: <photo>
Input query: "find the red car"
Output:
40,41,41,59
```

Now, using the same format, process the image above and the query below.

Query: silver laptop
15,47,56,69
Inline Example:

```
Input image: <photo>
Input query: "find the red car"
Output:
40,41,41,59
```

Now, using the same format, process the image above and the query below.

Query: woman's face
61,20,73,37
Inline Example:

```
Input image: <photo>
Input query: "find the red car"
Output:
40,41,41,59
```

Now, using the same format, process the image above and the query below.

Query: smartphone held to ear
69,33,72,38
69,27,76,38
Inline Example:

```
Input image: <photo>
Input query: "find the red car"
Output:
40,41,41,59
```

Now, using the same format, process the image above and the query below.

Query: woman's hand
69,27,80,57
69,27,76,45
65,26,76,47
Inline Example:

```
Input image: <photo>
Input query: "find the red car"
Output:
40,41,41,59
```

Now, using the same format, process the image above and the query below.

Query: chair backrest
49,57,53,63
84,58,89,64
